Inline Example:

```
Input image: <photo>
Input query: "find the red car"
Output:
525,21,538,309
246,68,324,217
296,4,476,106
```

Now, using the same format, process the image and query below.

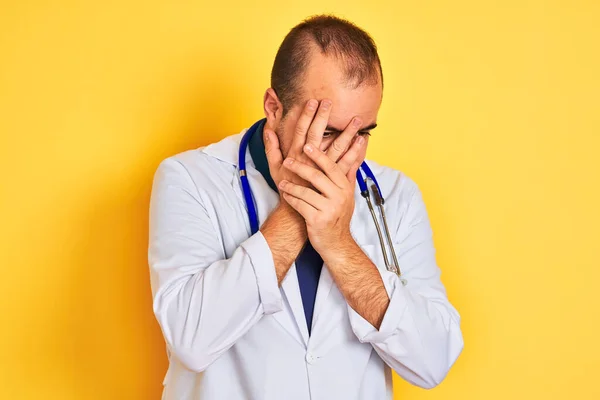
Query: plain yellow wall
1,1,599,399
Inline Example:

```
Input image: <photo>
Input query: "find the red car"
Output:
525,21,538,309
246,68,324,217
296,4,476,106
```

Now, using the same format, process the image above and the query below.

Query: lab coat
148,129,463,400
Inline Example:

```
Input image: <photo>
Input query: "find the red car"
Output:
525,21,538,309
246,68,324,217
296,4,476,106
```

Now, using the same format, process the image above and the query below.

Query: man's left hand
278,135,366,257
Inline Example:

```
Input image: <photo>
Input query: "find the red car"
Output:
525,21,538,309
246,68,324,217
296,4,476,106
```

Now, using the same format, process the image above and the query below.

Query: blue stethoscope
239,119,405,282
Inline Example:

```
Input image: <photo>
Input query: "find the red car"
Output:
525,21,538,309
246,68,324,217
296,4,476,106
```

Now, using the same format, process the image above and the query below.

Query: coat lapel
277,264,310,346
309,263,334,333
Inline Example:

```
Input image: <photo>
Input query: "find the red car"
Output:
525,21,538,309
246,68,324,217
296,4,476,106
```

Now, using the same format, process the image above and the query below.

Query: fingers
278,180,327,210
346,158,362,183
282,193,318,221
326,117,362,162
283,158,337,196
290,99,318,154
264,128,283,170
306,100,332,149
337,135,366,176
303,143,347,188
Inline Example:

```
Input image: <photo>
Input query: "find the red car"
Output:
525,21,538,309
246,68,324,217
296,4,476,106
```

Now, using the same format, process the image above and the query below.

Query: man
149,15,463,400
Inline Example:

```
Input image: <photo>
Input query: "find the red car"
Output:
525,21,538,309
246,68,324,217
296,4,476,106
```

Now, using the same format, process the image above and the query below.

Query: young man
149,15,463,400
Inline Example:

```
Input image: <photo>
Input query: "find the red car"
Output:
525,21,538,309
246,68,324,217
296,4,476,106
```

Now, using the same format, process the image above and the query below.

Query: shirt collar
248,119,278,192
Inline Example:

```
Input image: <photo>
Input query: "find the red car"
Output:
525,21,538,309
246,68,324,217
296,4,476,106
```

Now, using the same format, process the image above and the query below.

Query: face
264,49,383,162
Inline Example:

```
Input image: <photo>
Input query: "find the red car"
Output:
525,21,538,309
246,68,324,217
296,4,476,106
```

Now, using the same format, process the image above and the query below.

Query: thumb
264,128,283,169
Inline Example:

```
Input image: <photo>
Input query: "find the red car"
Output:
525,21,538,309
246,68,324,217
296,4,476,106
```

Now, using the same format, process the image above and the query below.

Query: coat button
305,352,316,364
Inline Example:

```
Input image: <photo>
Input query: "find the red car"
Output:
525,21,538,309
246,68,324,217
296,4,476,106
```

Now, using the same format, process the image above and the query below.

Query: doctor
149,14,463,400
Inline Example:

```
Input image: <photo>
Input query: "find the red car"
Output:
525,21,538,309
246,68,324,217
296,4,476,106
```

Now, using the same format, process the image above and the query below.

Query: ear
263,88,283,131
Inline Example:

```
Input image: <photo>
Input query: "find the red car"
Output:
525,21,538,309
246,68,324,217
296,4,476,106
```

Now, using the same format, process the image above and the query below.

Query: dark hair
271,14,383,116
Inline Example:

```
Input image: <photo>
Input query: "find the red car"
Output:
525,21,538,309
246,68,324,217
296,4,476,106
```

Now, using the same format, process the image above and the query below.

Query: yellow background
1,0,599,399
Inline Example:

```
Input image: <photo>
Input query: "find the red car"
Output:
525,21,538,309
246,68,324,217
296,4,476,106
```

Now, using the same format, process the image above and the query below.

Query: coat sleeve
148,157,283,372
347,176,464,389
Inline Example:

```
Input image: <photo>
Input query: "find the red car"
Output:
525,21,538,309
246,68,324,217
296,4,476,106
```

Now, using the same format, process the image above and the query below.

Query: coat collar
201,131,246,167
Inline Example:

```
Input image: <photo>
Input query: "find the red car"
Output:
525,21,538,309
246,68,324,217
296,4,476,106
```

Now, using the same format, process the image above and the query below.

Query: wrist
278,197,305,225
317,232,358,266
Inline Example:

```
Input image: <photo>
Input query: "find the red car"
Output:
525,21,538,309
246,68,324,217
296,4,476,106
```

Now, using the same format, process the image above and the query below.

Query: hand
264,99,326,190
263,99,364,192
277,133,366,256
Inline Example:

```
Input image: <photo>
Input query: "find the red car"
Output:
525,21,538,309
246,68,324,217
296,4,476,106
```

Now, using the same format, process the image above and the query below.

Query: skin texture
259,47,389,329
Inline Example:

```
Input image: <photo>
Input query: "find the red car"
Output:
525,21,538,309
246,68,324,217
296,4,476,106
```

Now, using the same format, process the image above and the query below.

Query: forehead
300,51,382,130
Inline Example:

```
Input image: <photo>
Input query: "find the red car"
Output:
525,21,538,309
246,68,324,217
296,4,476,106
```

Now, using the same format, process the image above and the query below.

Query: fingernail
307,99,317,110
322,100,332,110
304,144,313,153
264,131,270,142
284,158,294,165
279,180,287,188
357,136,365,145
353,118,362,127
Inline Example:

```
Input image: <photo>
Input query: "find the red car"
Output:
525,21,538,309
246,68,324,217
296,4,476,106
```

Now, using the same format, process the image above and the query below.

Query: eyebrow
325,123,378,132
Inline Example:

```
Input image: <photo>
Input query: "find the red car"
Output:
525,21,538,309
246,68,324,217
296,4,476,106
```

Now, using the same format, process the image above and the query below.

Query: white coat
148,129,463,400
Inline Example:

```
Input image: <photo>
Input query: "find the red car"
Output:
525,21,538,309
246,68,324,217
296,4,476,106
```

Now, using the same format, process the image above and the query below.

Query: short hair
271,14,383,116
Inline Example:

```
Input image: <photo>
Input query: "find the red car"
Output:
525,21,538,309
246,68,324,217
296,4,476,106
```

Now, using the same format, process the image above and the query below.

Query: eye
323,131,340,138
358,131,371,136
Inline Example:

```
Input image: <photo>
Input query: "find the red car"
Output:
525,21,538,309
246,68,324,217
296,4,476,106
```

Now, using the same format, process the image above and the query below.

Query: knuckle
326,162,337,173
306,129,318,140
332,139,345,153
317,112,329,121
